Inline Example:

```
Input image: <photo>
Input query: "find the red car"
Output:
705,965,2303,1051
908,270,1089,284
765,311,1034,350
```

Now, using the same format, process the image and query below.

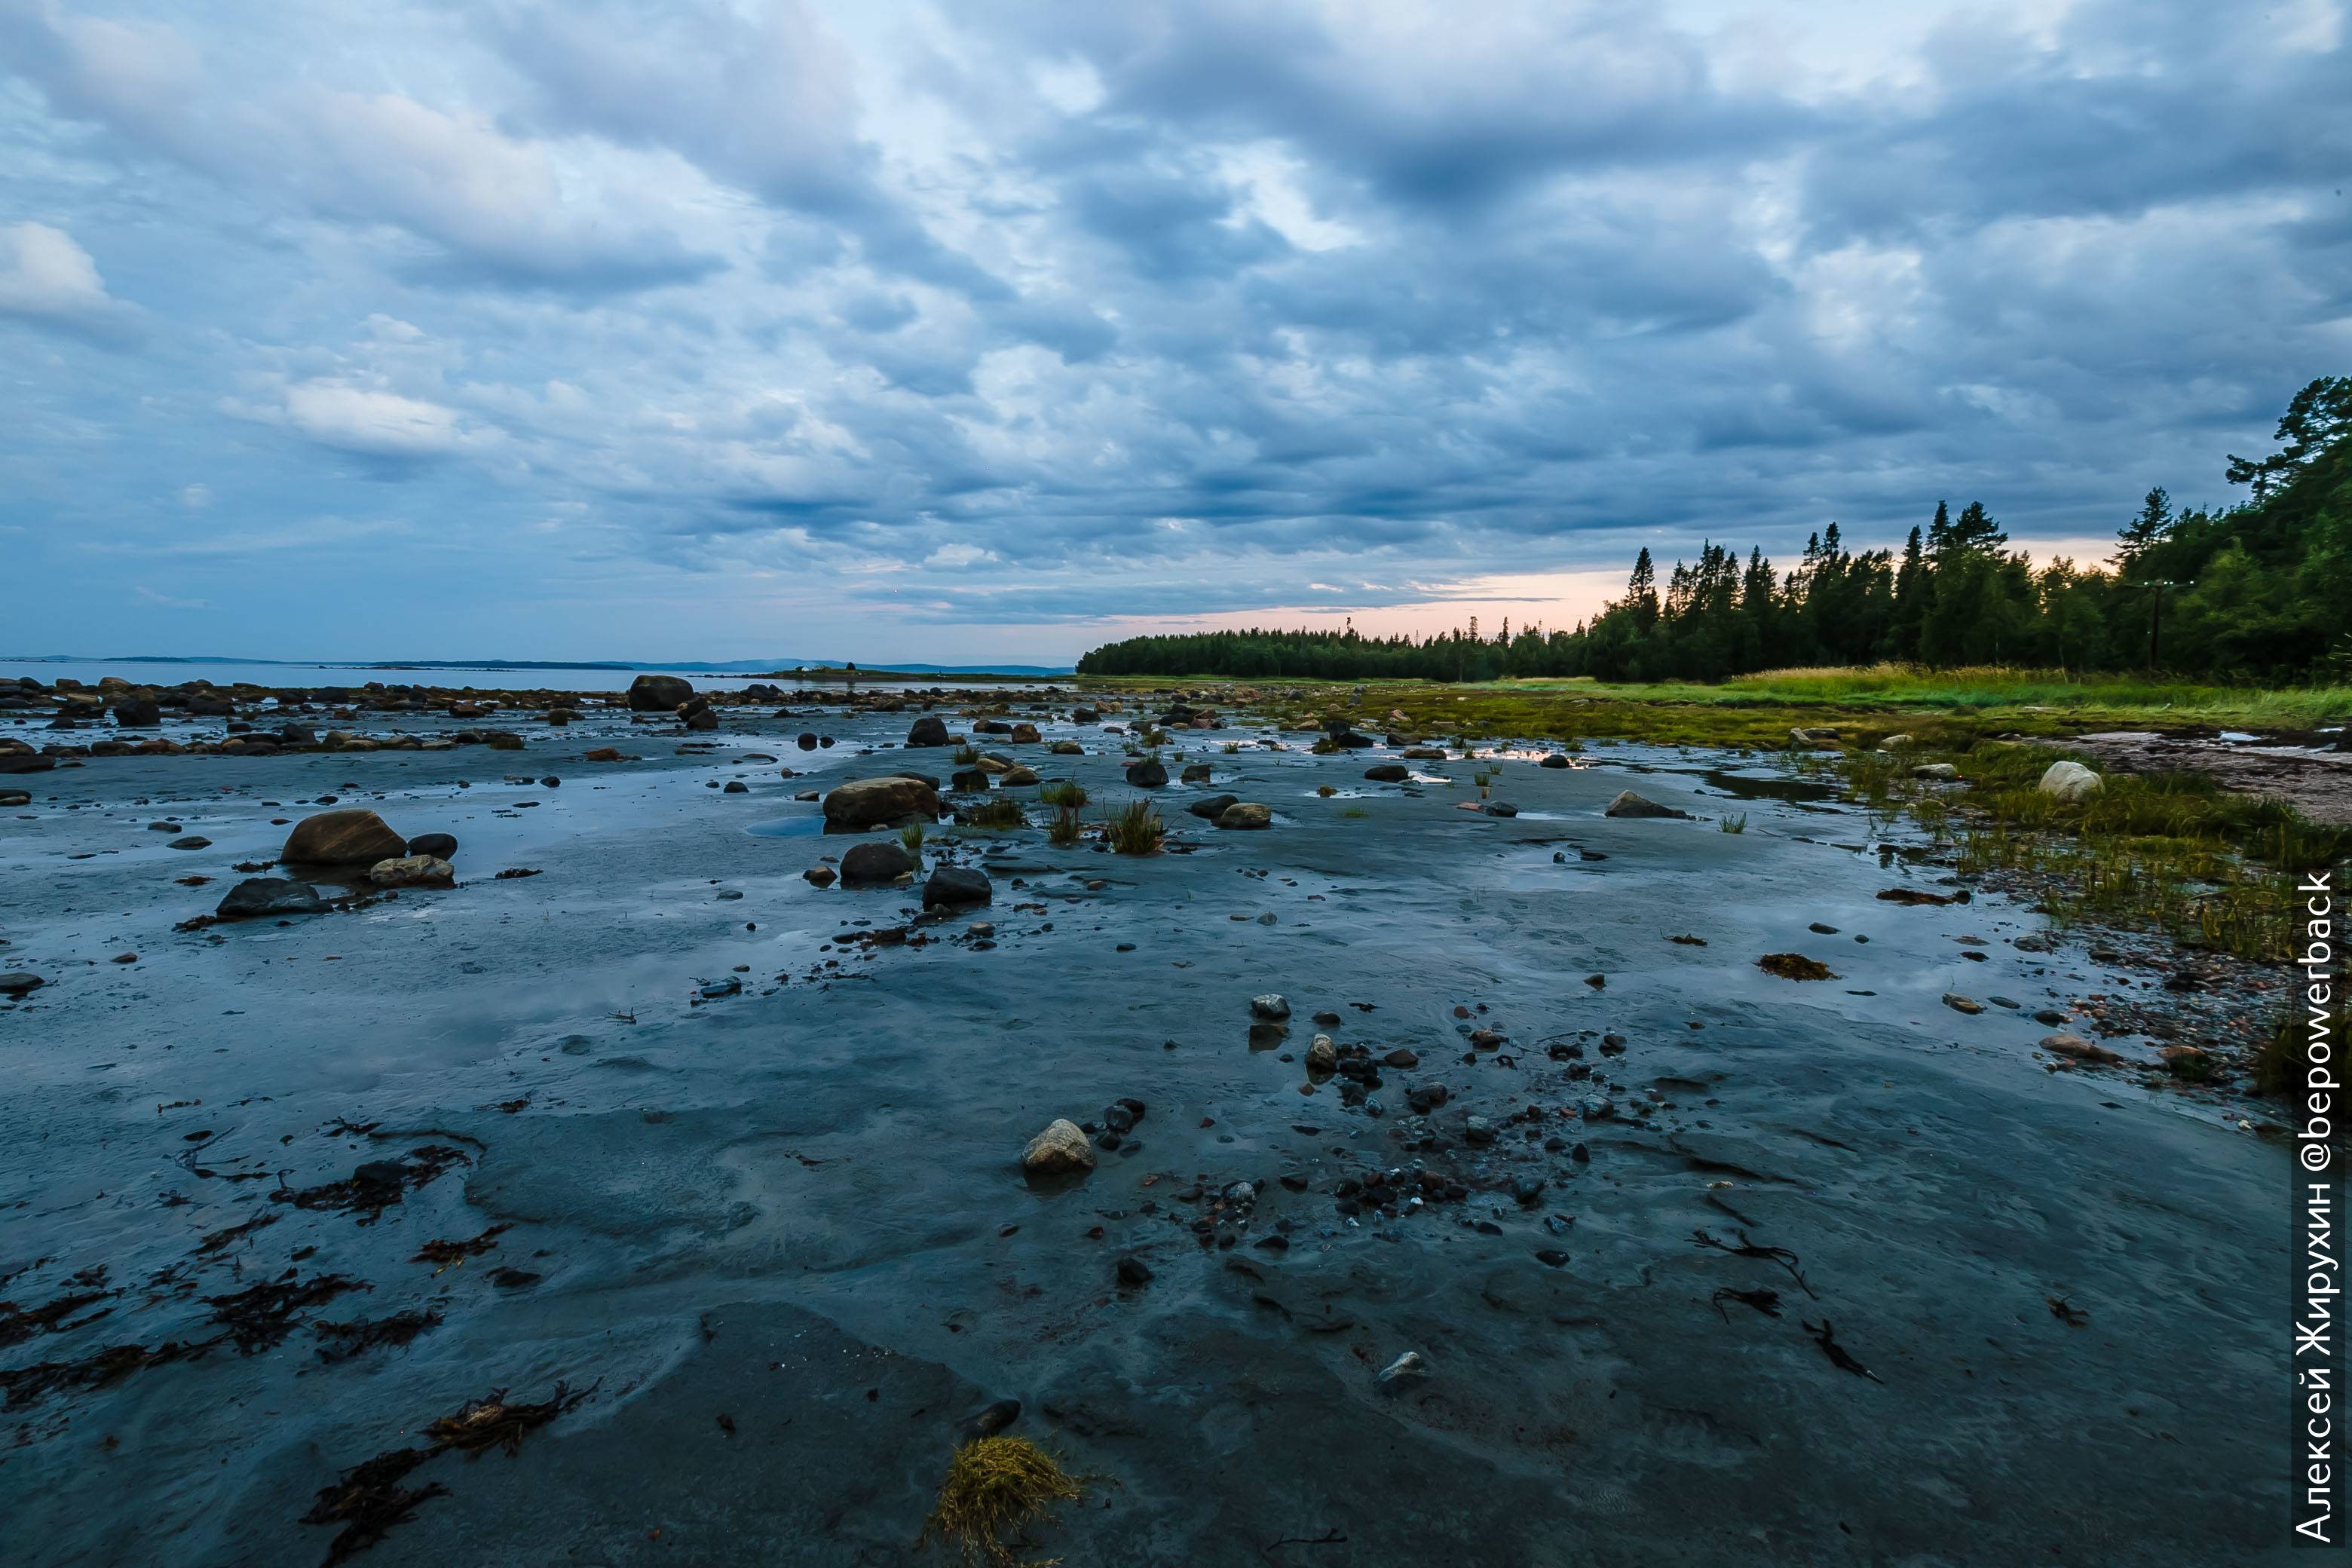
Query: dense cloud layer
2,0,2345,663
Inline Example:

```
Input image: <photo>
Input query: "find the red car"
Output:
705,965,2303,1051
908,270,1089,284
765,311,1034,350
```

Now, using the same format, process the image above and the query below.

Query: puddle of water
744,816,827,839
1695,768,1841,807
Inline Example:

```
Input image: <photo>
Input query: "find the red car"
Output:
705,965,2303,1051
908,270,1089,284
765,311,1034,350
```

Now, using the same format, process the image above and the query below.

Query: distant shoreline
0,654,1076,680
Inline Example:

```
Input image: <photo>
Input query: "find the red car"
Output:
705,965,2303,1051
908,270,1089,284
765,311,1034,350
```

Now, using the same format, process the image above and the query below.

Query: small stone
1376,1350,1429,1386
1251,994,1291,1020
1943,994,1983,1015
1603,790,1692,819
369,854,455,888
1021,1118,1095,1176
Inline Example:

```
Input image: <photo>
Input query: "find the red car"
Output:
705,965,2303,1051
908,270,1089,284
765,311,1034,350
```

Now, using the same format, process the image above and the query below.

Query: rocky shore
0,675,2296,1566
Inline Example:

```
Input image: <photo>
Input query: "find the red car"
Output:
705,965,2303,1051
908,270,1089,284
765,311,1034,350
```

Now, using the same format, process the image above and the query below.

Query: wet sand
0,697,2292,1566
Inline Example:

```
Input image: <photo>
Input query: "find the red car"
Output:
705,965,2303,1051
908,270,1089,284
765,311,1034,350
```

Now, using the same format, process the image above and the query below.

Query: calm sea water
0,660,1064,694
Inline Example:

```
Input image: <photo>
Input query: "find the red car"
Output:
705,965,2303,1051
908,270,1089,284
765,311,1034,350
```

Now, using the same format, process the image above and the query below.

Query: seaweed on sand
1692,1230,1818,1298
426,1381,597,1456
0,1338,210,1409
300,1383,596,1562
1802,1319,1885,1383
271,1144,471,1224
314,1310,443,1363
206,1271,369,1353
0,1285,114,1347
1710,1287,1782,1322
300,1446,450,1566
1755,953,1836,982
919,1435,1086,1567
409,1224,510,1274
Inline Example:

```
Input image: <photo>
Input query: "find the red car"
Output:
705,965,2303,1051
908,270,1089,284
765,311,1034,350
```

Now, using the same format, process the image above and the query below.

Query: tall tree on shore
1626,547,1659,632
2116,485,2174,568
2228,376,2352,500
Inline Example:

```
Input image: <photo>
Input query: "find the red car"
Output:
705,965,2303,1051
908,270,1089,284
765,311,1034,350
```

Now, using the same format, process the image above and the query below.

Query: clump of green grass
952,743,981,766
1106,800,1165,855
1833,740,2348,963
1039,779,1088,809
1341,807,1368,819
1719,813,1747,835
1047,806,1083,847
899,820,926,859
1222,742,1240,754
969,798,1025,830
919,1436,1084,1567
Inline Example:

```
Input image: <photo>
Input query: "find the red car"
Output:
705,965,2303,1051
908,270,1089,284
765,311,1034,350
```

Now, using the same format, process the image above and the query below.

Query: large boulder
406,832,458,859
1021,1119,1095,1176
1125,758,1168,787
923,865,994,907
905,715,952,747
216,878,328,919
1217,802,1272,830
2038,760,2102,804
839,841,917,884
627,674,694,712
1188,793,1240,820
282,808,407,865
112,696,161,727
1603,790,1692,820
1364,763,1408,782
677,696,718,731
822,776,940,829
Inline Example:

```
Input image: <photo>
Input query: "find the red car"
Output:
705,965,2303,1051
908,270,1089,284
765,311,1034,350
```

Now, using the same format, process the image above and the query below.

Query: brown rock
282,809,407,865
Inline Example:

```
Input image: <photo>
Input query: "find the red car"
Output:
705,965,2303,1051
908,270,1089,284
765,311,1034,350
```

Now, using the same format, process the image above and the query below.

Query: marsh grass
1720,813,1747,835
1833,740,2345,963
919,1436,1084,1567
952,743,982,766
969,798,1026,830
899,821,926,859
1038,780,1088,809
1047,806,1083,847
1105,800,1165,854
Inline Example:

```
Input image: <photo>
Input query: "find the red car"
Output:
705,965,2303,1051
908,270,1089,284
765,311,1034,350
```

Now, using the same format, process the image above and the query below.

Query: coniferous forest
1078,378,2352,684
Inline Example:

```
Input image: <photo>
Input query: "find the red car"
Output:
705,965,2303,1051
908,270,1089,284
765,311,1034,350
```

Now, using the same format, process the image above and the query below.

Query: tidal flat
0,686,2294,1566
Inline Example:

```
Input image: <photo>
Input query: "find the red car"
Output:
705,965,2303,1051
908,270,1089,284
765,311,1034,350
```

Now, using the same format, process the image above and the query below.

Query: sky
1,0,2346,666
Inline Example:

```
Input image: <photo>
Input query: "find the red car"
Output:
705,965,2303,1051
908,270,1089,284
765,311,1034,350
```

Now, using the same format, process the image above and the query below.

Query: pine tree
2116,485,2173,568
1627,548,1659,632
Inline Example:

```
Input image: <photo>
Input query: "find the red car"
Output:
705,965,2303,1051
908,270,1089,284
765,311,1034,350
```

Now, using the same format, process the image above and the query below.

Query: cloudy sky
2,0,2345,666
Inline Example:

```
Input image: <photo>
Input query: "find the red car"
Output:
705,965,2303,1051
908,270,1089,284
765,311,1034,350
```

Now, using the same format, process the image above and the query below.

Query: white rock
2037,760,2102,803
1913,763,1960,780
1251,993,1291,1020
1377,1350,1430,1386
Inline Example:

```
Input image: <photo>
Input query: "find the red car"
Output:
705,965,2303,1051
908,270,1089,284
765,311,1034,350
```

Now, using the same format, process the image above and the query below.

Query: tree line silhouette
1076,378,2351,684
